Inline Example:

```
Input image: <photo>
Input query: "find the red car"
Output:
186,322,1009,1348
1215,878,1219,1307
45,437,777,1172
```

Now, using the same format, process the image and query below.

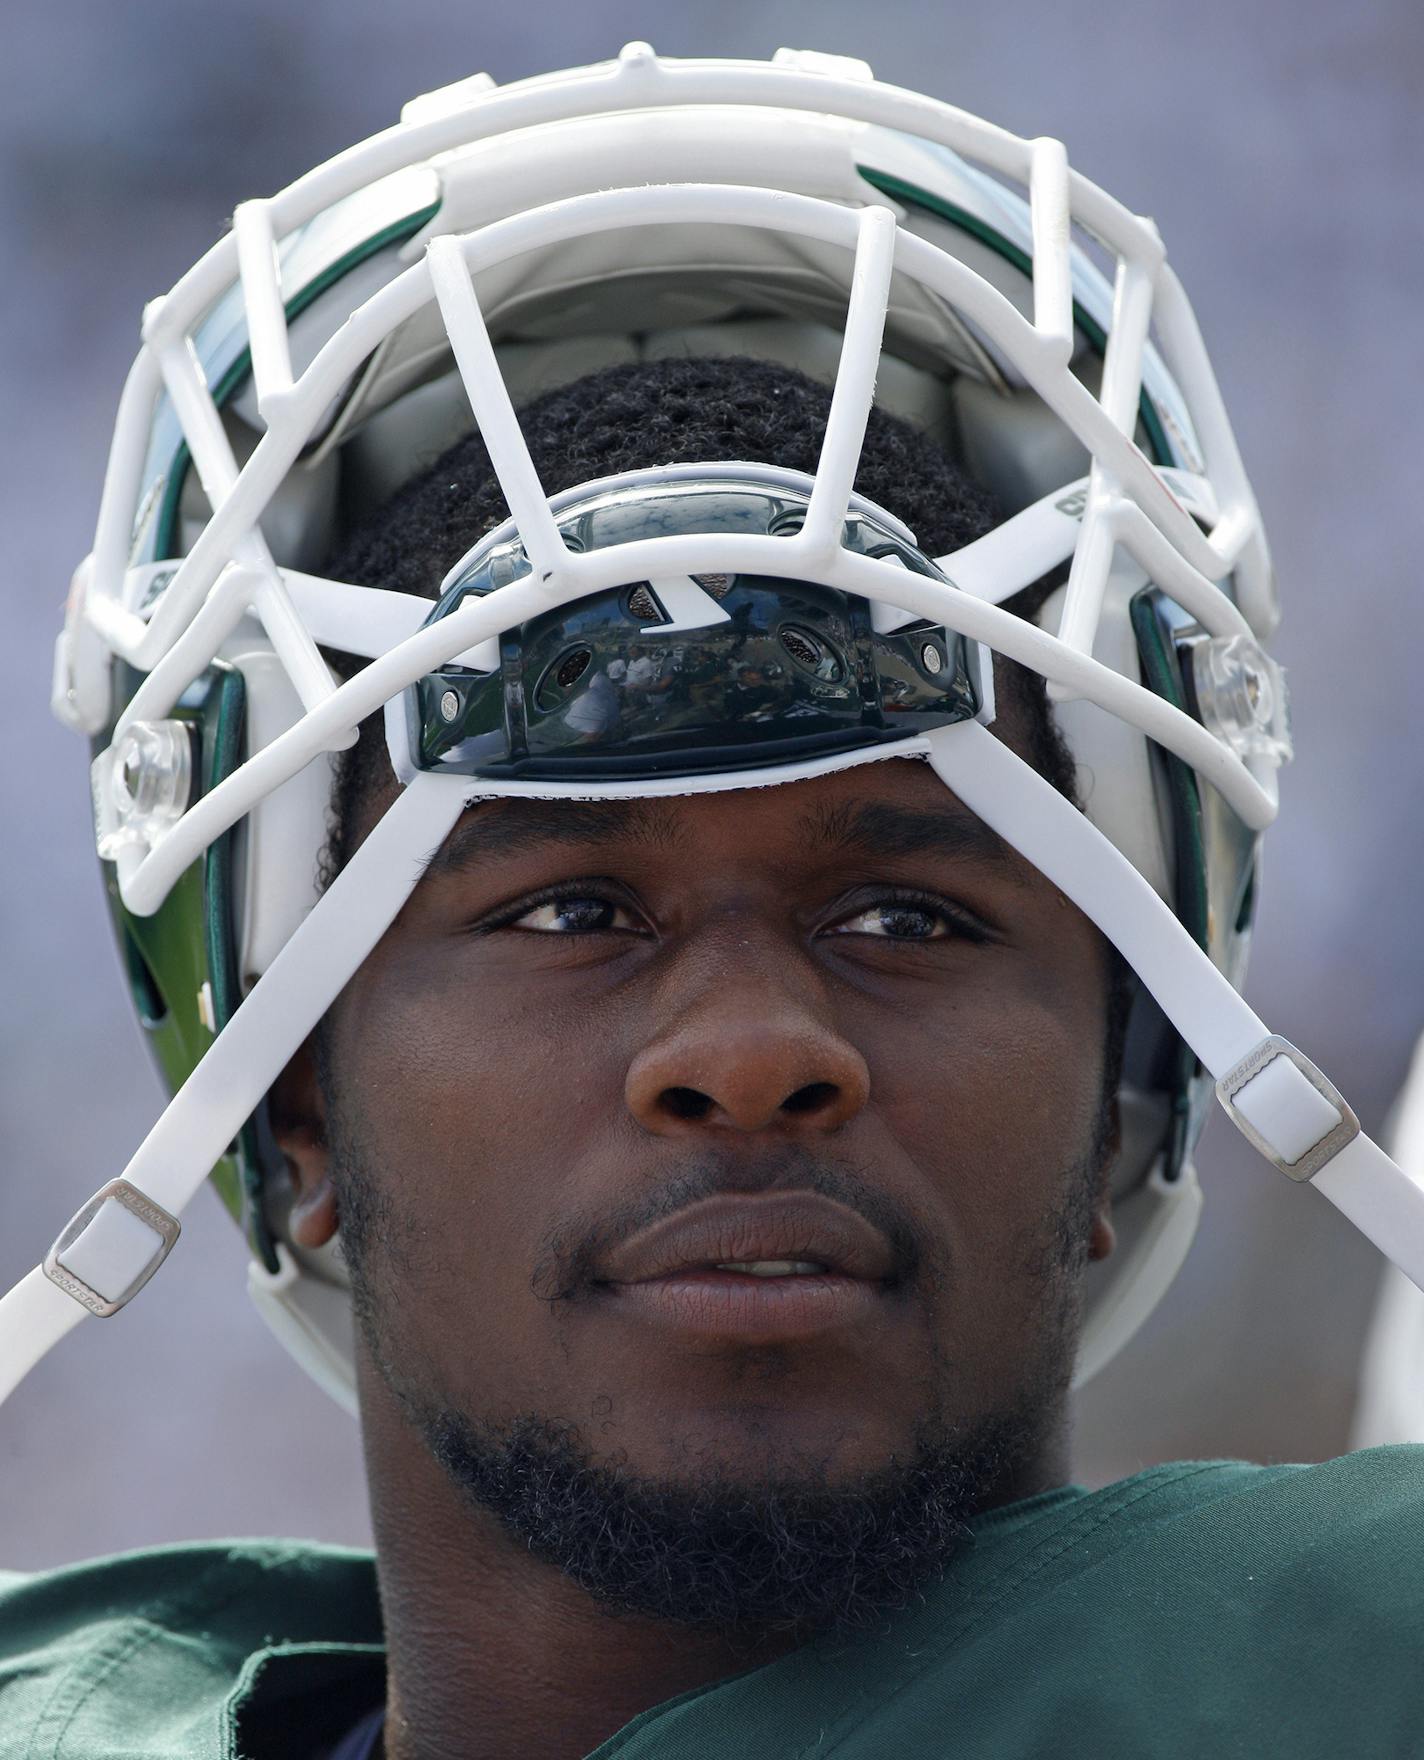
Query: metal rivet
920,642,943,674
438,689,460,723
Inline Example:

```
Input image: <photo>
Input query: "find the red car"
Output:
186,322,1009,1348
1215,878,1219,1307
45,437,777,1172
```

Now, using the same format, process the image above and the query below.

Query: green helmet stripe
855,166,1174,470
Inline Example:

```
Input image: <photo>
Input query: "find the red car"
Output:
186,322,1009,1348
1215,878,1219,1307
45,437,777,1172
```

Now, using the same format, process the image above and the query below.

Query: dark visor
406,473,983,785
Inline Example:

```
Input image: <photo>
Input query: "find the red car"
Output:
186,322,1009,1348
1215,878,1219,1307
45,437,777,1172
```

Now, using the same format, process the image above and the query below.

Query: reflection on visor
406,475,983,784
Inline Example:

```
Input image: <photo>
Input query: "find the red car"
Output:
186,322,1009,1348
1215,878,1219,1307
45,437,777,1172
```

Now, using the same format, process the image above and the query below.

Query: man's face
311,741,1115,1534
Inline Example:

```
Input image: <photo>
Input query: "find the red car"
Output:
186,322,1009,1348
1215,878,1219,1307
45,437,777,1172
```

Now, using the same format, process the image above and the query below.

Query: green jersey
3,1449,1422,1758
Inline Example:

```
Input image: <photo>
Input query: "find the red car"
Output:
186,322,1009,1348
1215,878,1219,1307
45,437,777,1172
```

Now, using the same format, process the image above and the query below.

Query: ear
1088,1209,1117,1264
270,1036,339,1249
1088,1094,1120,1264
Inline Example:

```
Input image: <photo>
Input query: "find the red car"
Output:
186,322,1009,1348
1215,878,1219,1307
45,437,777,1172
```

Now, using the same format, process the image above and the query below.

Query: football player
3,46,1422,1760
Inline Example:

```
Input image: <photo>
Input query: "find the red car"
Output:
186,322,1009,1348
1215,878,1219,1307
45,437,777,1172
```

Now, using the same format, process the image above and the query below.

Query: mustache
532,1149,925,1302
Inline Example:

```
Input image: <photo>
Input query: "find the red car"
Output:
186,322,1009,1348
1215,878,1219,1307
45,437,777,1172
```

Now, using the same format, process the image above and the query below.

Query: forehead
347,682,1050,879
419,754,1030,886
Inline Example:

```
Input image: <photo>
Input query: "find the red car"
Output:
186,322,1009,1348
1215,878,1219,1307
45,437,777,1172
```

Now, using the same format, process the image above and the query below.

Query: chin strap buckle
1216,1036,1361,1184
43,1179,181,1317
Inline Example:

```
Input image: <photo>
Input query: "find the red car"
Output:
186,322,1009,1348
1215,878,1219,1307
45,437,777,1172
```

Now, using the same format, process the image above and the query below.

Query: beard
410,1395,1043,1635
327,1103,1101,1637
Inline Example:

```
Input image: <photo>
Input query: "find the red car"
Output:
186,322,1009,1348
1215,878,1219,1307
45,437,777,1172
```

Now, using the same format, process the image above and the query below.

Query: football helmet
5,44,1419,1414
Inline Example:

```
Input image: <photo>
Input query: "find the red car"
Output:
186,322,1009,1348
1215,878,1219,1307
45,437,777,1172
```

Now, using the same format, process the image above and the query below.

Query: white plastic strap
1316,1136,1424,1292
122,772,466,1217
938,481,1091,603
925,720,1424,1291
937,469,1216,608
0,772,468,1409
927,719,1266,1071
0,1271,91,1407
282,571,433,657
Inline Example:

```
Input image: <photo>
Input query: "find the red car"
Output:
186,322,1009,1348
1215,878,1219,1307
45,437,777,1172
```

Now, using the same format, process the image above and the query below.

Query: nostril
662,1086,714,1121
781,1081,840,1116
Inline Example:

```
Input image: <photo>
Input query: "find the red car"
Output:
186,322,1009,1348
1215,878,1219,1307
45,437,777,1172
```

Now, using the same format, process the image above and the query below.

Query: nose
625,970,871,1136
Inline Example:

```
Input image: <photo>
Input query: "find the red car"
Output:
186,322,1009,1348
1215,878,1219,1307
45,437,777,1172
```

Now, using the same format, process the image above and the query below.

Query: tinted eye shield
398,471,987,787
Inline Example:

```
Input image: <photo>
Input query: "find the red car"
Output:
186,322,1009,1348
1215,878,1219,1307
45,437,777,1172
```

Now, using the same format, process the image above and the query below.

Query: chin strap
926,721,1424,1293
0,773,468,1410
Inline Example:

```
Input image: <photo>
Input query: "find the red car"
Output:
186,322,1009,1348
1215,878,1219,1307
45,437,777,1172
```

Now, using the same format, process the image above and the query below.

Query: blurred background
2,0,1421,1569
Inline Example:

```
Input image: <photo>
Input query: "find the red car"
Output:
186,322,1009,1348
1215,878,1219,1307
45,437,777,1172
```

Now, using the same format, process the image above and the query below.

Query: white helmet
8,44,1418,1416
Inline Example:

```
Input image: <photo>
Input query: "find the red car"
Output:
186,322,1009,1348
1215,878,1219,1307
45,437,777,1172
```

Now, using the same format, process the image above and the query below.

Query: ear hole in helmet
779,623,845,681
535,646,595,709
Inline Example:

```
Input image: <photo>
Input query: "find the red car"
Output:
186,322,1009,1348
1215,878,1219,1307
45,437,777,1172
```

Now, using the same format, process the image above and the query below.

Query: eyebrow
420,790,1022,884
797,798,1023,878
420,798,685,881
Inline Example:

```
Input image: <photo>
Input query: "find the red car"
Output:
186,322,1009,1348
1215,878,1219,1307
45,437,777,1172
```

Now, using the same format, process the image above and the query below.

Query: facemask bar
60,46,1273,728
81,178,1279,928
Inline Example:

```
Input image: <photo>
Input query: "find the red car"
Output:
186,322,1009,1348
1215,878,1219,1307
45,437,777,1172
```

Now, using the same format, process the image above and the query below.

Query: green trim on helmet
1130,586,1236,1180
855,167,1174,470
1130,590,1209,954
102,666,283,1263
99,665,247,1226
200,664,282,1271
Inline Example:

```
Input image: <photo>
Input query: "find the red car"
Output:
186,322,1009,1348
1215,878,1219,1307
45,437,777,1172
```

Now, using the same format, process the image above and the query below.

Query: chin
595,1396,921,1489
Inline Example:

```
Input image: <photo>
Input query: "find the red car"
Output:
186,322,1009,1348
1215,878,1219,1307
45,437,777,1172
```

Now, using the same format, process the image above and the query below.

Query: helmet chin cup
1075,1160,1202,1389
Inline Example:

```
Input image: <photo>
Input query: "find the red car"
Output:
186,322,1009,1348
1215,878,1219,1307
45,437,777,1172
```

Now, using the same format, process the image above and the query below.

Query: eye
508,896,640,935
835,903,946,940
827,894,991,944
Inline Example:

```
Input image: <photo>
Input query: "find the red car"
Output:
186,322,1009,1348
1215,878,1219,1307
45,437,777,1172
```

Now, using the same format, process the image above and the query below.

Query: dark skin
277,712,1117,1760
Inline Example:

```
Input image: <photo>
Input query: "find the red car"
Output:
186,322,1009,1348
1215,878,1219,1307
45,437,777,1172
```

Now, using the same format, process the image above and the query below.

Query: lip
597,1192,898,1285
601,1267,886,1342
592,1192,899,1343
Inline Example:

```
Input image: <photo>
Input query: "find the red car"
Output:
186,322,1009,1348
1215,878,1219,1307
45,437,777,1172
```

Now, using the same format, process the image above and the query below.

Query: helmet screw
920,642,943,675
1188,633,1292,764
96,718,194,861
438,688,461,723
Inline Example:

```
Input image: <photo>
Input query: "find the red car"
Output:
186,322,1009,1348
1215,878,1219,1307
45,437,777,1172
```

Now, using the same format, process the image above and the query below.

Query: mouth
590,1192,901,1343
